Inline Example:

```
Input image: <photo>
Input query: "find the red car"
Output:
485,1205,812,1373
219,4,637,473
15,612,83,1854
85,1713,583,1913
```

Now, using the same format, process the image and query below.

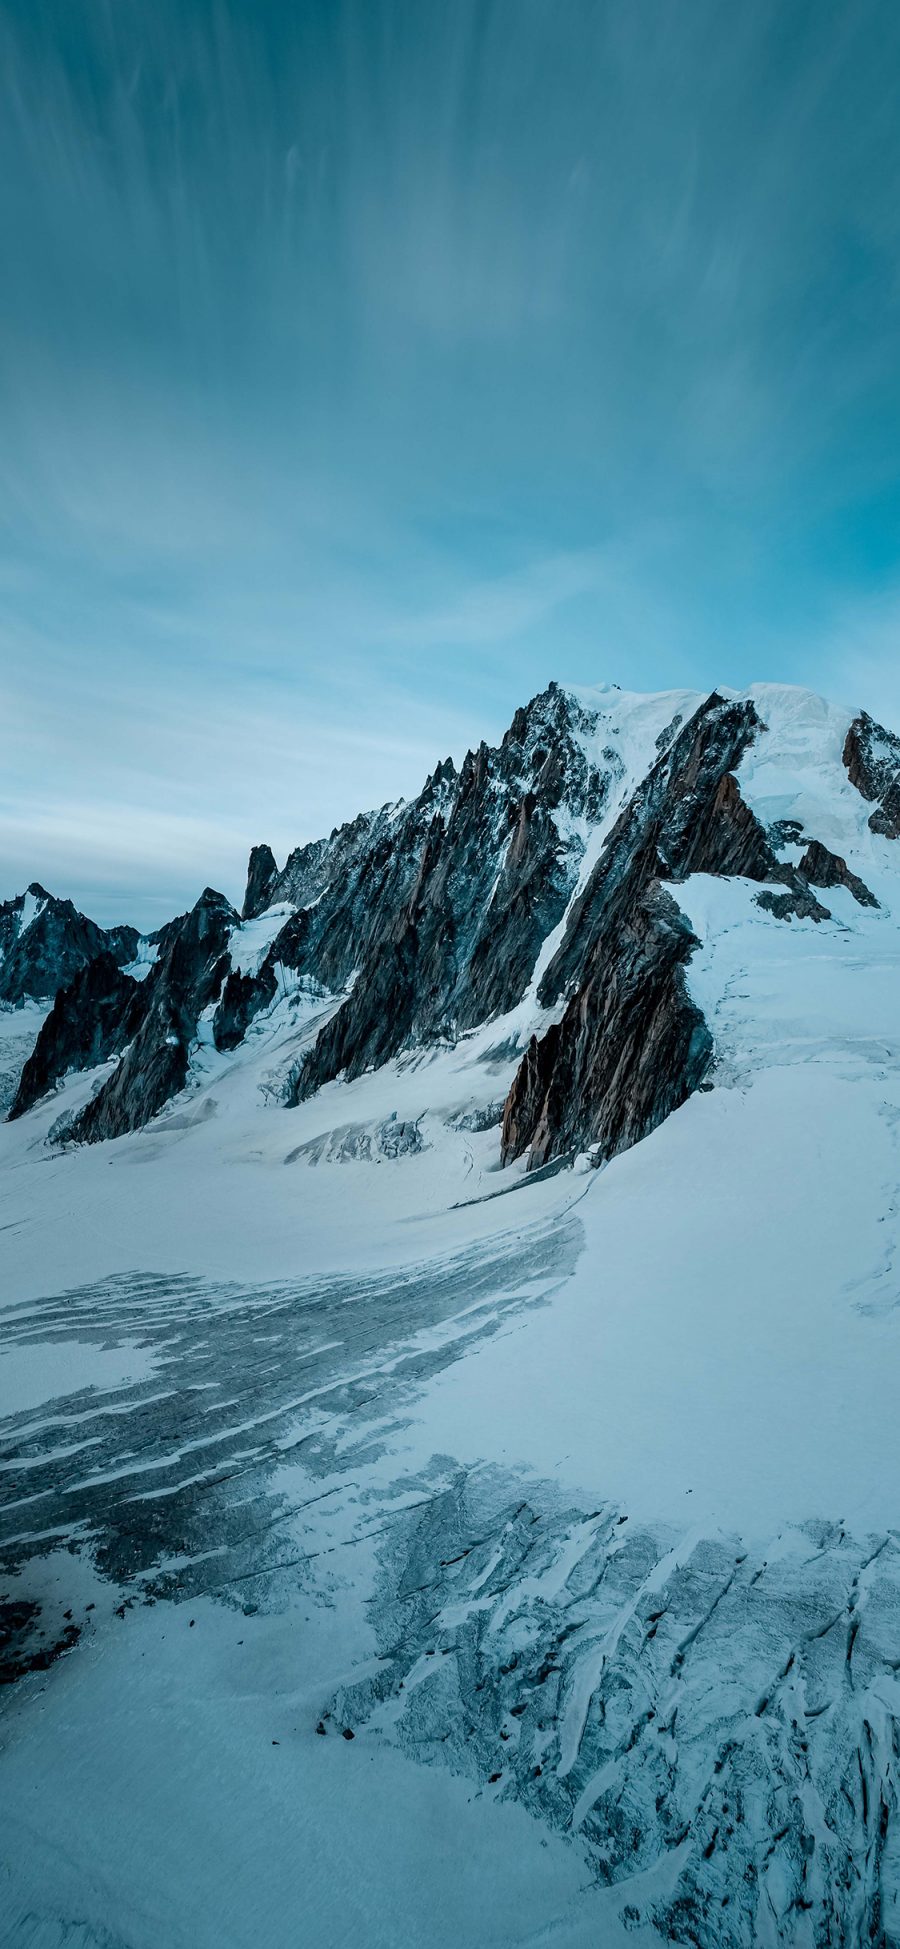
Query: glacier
2,682,900,1945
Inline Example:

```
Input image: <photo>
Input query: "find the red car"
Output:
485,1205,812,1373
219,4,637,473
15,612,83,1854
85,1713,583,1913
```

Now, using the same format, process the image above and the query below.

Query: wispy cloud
3,0,900,919
788,588,900,730
381,551,606,651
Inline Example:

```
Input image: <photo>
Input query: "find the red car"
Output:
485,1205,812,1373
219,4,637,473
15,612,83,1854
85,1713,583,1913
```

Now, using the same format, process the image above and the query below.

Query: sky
2,0,900,927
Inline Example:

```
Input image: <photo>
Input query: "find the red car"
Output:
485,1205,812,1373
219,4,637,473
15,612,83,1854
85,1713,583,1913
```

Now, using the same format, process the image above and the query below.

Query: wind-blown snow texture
3,681,900,1947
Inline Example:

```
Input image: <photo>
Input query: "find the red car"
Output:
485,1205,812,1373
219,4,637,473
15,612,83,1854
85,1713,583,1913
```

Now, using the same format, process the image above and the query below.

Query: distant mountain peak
0,883,139,1008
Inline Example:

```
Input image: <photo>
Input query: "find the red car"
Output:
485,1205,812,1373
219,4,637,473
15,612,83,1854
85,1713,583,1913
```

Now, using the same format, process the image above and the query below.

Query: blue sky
3,0,900,927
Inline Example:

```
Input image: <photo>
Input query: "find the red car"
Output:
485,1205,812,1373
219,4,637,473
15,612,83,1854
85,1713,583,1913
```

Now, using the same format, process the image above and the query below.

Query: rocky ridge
11,682,632,1130
9,953,141,1122
6,688,899,1171
844,711,900,839
4,689,900,1949
69,888,238,1143
501,693,838,1168
0,884,138,1008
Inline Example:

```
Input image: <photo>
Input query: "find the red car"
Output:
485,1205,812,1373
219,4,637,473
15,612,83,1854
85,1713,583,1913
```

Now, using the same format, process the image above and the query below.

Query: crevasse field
2,686,900,1946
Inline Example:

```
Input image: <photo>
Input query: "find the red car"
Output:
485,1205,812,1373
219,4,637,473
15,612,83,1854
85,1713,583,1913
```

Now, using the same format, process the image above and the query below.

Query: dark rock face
796,839,878,908
534,700,763,1011
0,884,141,1016
287,903,422,1101
242,844,279,920
244,811,386,926
0,885,109,1005
15,683,887,1157
755,886,831,922
286,684,618,1104
843,712,900,838
502,886,712,1169
69,889,238,1143
213,966,278,1054
9,954,140,1120
502,692,836,1171
104,923,141,966
22,678,619,1132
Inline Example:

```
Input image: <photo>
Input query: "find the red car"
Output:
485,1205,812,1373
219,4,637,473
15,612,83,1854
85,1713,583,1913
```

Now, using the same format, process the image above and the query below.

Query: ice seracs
4,680,900,1948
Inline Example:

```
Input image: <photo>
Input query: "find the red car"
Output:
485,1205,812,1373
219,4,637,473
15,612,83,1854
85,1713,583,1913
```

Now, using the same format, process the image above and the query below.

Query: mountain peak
0,883,138,1007
8,679,900,1168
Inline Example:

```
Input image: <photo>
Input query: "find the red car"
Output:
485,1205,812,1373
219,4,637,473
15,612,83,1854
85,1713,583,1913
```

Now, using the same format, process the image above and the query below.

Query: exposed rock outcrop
843,711,900,838
9,953,140,1120
242,844,279,920
10,685,679,1137
69,889,238,1143
286,684,619,1103
104,923,141,965
755,886,831,921
796,838,878,908
12,682,891,1157
212,965,278,1053
503,692,835,1170
243,811,386,925
502,886,711,1168
533,700,761,1011
0,884,132,1006
35,692,603,1123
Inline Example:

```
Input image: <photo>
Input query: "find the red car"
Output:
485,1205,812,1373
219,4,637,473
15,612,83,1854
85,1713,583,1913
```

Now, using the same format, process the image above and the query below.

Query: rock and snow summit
3,680,900,1949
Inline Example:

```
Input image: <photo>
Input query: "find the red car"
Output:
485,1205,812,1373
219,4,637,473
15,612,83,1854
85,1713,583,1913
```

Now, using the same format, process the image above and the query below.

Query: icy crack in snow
4,1217,900,1945
328,1477,900,1948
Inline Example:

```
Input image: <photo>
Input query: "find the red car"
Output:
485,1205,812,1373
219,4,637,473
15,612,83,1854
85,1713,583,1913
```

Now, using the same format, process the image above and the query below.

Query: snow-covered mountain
3,680,900,1949
0,882,140,1010
8,680,898,1175
0,883,149,1117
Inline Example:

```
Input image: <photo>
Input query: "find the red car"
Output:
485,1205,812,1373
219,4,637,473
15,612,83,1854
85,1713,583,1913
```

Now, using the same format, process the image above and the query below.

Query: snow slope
2,684,900,1946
